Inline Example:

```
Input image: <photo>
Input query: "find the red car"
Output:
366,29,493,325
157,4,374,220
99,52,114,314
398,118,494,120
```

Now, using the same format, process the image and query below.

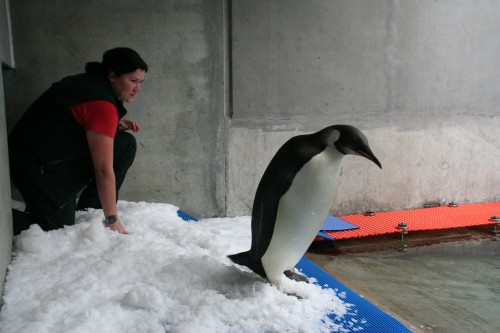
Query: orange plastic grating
326,202,500,240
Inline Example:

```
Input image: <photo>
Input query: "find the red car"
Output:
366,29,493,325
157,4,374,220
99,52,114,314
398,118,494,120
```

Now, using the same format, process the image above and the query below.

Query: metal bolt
397,222,408,231
364,210,375,216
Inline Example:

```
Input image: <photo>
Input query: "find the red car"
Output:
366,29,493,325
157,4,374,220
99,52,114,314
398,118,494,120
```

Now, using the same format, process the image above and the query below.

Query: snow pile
1,201,352,333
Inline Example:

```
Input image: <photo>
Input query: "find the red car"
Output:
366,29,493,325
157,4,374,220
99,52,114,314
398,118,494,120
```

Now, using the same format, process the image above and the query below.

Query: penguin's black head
325,125,382,169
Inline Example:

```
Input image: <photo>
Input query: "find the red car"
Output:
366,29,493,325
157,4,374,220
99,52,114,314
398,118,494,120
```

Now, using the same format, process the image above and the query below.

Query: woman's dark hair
85,47,148,77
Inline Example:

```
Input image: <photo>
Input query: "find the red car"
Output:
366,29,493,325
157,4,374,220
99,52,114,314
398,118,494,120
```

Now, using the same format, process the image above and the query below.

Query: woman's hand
107,220,129,234
118,119,140,133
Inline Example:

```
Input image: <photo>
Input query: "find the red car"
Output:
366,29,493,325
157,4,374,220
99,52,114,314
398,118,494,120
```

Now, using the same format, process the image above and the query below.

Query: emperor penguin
228,125,382,290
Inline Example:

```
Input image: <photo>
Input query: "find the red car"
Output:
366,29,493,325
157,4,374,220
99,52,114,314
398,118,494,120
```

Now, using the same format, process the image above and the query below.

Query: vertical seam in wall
223,0,233,119
222,0,233,215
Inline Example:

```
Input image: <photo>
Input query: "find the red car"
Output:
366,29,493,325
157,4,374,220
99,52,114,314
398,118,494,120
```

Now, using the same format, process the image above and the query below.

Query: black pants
12,131,136,235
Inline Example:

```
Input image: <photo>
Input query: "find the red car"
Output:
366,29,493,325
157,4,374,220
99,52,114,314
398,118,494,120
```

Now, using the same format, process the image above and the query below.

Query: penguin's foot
267,276,284,291
285,292,304,299
284,270,309,283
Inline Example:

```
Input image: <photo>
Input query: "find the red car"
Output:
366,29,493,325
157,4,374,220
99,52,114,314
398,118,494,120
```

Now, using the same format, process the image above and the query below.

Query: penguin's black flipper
284,270,309,283
228,251,267,279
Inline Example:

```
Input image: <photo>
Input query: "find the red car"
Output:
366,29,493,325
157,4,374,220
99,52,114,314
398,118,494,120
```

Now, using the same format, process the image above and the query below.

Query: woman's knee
114,131,137,162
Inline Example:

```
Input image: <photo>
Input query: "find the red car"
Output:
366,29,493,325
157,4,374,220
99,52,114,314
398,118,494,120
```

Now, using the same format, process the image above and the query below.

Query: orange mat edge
325,201,500,240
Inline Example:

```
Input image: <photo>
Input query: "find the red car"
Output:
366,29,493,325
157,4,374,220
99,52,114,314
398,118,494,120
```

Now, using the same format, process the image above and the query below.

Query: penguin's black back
248,131,327,261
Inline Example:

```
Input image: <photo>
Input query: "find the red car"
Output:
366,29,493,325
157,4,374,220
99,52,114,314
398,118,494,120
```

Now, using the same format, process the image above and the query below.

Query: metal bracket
396,222,409,251
490,215,500,241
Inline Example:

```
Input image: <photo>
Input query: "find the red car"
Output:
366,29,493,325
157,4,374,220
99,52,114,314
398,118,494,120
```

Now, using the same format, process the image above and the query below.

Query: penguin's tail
228,251,251,266
228,251,267,279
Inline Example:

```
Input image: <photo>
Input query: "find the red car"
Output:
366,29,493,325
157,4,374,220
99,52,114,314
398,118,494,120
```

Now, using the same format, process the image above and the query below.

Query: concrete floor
307,240,500,333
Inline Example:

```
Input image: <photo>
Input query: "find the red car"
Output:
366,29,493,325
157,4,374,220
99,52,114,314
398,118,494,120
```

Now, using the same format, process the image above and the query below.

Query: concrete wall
0,0,13,305
228,0,500,215
0,67,13,305
3,0,500,227
4,0,227,218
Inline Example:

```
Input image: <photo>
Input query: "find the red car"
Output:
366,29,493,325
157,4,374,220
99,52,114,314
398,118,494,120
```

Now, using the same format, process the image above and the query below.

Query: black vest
9,73,127,208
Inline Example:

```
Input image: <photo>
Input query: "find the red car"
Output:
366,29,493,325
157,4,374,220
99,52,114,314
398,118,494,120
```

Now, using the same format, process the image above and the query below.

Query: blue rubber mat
321,215,359,231
316,231,335,241
177,209,199,222
296,257,412,333
178,211,358,234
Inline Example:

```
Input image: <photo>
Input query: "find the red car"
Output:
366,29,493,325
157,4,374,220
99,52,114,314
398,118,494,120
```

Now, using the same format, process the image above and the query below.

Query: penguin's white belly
261,148,343,287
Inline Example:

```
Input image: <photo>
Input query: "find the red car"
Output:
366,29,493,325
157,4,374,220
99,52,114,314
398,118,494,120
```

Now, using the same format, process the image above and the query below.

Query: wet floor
307,240,500,333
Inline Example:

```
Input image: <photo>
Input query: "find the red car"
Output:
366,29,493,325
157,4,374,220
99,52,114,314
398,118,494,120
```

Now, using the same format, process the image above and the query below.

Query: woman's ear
108,71,117,83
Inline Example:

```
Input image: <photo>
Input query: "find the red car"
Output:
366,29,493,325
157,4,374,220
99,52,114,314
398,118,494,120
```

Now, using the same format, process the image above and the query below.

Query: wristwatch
104,215,119,225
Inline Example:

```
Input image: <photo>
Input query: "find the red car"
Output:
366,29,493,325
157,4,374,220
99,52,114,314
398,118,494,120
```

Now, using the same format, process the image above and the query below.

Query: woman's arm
86,130,128,234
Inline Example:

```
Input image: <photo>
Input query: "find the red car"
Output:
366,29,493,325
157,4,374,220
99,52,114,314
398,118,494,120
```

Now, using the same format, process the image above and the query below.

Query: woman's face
109,69,145,103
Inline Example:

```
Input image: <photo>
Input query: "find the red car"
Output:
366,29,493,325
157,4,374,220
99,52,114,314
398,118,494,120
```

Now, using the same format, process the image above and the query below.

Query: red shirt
70,100,118,138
